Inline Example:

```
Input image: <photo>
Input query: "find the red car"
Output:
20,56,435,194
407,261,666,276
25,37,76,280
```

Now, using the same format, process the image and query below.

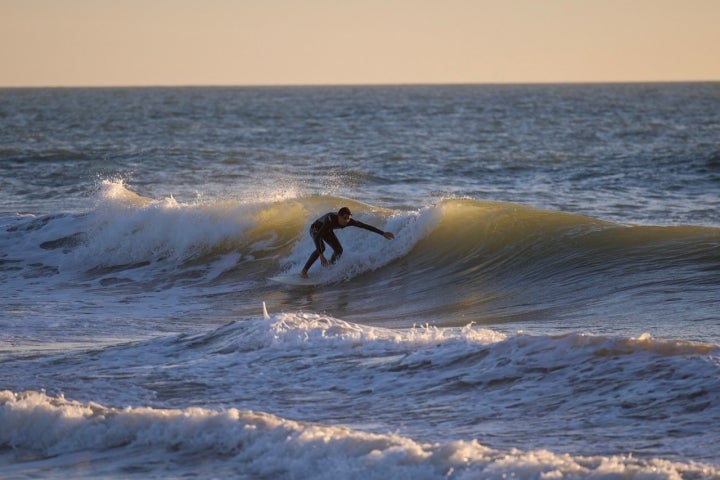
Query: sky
1,0,719,87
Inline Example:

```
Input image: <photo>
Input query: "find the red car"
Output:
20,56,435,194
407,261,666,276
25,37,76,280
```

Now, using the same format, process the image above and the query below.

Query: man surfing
300,207,394,278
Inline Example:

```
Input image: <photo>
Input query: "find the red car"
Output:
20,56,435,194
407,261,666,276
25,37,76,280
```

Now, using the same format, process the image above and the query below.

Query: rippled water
1,83,719,478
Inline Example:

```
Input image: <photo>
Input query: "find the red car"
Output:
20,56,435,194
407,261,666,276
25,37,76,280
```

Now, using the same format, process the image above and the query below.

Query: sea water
1,84,719,478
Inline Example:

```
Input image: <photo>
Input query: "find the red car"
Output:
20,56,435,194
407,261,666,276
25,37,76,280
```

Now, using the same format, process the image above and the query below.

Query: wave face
2,312,719,478
3,181,719,337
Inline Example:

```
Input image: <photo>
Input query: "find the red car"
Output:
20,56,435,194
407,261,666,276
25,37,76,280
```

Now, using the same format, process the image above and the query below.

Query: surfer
300,207,394,278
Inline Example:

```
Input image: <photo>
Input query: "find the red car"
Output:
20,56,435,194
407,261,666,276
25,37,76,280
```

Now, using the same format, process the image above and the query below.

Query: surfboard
268,274,319,287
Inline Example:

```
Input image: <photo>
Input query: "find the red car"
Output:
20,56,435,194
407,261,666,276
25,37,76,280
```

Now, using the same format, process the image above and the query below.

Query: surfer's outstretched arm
348,219,395,239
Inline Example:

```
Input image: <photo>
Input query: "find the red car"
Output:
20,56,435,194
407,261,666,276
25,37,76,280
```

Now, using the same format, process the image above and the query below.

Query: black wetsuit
302,212,385,272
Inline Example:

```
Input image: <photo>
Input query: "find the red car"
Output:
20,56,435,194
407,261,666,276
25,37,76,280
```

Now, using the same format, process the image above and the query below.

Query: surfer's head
338,207,352,226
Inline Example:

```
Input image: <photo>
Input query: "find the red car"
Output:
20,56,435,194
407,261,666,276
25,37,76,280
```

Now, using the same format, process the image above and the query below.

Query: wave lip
1,390,716,479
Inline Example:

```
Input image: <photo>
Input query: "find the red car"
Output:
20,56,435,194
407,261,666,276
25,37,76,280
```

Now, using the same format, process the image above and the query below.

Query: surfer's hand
383,232,395,240
320,254,329,266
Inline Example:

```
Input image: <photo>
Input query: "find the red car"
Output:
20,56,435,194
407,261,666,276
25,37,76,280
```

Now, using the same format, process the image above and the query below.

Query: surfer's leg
326,232,343,264
302,235,326,274
302,251,320,273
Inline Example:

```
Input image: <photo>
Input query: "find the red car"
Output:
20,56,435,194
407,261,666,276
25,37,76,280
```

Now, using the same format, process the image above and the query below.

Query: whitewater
1,84,720,478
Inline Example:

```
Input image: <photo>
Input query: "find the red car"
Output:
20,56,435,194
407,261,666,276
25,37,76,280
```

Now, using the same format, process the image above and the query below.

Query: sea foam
1,390,715,479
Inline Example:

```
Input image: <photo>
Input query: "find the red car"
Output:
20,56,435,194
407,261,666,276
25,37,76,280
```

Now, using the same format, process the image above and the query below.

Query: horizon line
2,79,719,90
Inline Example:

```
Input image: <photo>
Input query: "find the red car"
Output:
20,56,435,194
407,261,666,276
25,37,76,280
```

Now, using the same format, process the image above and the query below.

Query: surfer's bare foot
300,270,308,279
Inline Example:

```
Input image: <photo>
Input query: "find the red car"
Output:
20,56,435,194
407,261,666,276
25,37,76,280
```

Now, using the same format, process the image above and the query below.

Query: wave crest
3,184,719,327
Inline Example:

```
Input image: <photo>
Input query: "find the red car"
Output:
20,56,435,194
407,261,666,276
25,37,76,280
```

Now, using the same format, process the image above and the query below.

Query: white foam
76,180,258,267
269,311,506,347
0,390,714,479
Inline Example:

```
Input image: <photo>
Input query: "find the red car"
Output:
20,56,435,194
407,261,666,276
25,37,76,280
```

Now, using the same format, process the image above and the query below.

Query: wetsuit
302,212,385,272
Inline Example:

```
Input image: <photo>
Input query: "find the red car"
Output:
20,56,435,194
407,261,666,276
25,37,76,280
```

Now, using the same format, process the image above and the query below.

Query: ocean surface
1,83,719,479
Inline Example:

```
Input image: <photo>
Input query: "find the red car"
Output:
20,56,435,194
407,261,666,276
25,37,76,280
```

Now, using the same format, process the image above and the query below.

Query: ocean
1,83,719,478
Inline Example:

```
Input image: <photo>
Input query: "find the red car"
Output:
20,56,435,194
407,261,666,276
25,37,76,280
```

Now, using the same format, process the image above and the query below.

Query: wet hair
338,207,352,217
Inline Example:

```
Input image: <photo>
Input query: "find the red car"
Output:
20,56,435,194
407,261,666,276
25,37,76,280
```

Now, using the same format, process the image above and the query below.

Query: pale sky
1,0,719,87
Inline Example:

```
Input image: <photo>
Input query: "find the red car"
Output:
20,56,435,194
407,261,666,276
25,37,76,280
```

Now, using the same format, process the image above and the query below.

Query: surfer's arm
312,220,333,252
310,218,333,266
312,233,325,253
348,219,394,239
